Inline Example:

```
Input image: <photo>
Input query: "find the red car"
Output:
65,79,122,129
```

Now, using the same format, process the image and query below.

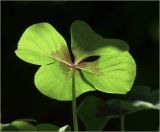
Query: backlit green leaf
35,62,94,101
71,20,136,94
15,23,71,65
15,20,136,100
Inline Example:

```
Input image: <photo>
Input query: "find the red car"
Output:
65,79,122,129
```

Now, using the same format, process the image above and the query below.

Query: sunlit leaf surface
15,20,136,100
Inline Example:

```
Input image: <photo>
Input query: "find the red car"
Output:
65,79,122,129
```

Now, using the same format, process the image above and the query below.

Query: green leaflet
15,20,136,100
15,23,71,65
77,95,110,131
71,20,129,63
2,120,37,131
81,52,136,94
35,62,94,101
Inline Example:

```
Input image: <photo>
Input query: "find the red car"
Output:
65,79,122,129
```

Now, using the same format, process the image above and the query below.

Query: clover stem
120,115,125,132
72,68,78,131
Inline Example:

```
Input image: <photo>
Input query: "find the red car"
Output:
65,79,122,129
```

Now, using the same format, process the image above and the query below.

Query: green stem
72,69,78,132
120,115,125,132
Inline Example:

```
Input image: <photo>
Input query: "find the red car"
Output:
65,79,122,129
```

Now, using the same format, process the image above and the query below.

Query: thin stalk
72,69,78,131
120,115,125,132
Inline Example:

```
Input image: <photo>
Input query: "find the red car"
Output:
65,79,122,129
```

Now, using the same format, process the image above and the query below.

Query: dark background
2,1,159,131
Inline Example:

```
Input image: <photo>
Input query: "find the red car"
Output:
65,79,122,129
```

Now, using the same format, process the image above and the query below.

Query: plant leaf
84,52,136,94
3,120,37,131
105,99,136,115
34,62,95,100
36,123,59,131
15,20,136,101
58,125,71,132
1,123,11,131
15,23,71,65
129,86,159,104
105,94,159,117
71,20,136,94
71,20,129,62
132,100,158,109
77,95,110,131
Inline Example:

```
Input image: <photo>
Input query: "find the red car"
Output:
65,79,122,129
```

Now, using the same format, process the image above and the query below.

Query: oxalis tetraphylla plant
15,20,136,131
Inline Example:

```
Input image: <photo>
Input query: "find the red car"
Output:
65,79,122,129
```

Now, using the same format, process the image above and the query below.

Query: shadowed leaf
36,123,59,131
2,120,36,131
129,86,159,104
77,95,110,131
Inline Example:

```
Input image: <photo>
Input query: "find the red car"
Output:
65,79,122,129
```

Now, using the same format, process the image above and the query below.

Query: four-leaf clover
15,20,136,101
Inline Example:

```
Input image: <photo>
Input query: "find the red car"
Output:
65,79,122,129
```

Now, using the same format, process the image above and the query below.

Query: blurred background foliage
2,1,159,131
